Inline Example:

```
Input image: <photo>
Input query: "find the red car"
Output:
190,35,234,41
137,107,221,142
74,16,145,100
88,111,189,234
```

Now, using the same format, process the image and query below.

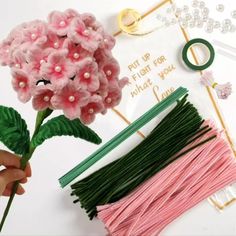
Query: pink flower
63,39,92,63
22,20,48,47
45,30,65,49
40,49,75,88
48,11,72,36
68,17,102,52
81,13,102,31
27,46,54,76
80,95,105,124
10,50,26,69
103,84,122,108
51,81,90,120
75,58,100,92
100,58,120,81
32,84,54,110
0,40,12,66
11,69,35,103
100,33,116,50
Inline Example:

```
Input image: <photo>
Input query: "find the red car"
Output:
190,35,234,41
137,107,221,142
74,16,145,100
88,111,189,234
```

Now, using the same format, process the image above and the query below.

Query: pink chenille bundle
0,9,128,123
97,121,236,236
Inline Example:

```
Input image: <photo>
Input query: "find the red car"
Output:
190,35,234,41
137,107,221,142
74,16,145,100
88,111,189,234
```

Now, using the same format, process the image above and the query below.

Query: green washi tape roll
182,38,215,71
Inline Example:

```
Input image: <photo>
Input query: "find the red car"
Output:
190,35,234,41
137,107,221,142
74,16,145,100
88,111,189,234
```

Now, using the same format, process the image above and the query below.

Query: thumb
0,169,26,186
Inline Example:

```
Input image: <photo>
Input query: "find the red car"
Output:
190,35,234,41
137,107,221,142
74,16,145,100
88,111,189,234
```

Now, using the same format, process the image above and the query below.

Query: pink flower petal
51,81,90,120
32,84,54,110
75,58,100,92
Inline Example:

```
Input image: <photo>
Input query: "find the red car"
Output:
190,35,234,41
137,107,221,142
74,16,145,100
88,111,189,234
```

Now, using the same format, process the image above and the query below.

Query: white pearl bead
199,1,205,8
214,21,221,28
5,49,9,53
19,81,26,88
184,13,192,21
43,96,50,102
189,20,196,28
106,70,112,76
202,15,209,22
40,59,45,65
231,10,236,19
31,33,37,40
59,20,66,27
84,72,90,79
73,53,80,59
68,96,75,102
223,19,232,26
83,30,90,36
104,38,108,43
88,108,94,114
205,25,213,33
196,20,203,28
221,25,229,33
15,63,20,68
54,42,59,48
106,98,112,103
55,66,62,73
216,4,224,12
202,7,209,15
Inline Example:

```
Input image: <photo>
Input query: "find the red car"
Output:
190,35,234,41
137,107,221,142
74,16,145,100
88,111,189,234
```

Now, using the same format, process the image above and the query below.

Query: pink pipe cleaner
200,71,232,99
97,122,236,236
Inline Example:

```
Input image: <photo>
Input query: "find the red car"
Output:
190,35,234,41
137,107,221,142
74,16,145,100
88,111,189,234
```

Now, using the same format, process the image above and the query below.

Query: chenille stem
0,109,53,232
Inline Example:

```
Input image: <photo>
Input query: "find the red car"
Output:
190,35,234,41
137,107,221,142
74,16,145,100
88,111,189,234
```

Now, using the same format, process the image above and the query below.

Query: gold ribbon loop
118,8,161,36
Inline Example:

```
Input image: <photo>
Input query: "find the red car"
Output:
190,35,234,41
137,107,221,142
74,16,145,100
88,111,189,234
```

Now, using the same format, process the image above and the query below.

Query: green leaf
31,115,102,148
0,106,30,155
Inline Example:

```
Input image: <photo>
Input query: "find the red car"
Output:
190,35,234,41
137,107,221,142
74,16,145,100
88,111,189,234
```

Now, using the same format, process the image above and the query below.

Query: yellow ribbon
117,8,161,36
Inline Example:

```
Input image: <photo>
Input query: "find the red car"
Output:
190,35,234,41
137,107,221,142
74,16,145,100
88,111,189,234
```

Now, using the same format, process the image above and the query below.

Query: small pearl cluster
156,0,236,34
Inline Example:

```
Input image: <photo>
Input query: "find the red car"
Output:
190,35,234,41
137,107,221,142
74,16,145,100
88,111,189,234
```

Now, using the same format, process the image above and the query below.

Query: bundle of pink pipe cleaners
97,121,236,236
0,9,127,123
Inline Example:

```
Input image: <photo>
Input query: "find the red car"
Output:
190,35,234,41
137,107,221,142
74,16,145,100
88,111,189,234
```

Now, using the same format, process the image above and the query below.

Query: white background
0,0,236,235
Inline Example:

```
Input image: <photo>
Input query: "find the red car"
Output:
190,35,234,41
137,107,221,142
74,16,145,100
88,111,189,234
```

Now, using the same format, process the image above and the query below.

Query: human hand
0,150,31,196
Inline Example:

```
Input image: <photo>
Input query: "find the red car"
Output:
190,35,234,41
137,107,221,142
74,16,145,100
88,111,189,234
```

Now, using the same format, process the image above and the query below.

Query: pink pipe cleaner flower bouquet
0,9,127,230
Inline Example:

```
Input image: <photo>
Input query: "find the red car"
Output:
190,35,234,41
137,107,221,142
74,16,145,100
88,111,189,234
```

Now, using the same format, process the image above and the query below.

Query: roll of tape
182,38,215,71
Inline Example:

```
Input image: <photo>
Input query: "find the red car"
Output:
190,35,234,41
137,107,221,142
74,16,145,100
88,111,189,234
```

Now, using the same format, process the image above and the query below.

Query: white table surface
0,0,236,235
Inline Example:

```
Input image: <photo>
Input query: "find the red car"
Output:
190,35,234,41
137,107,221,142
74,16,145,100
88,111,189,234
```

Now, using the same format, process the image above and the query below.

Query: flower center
54,42,59,48
54,65,62,73
68,95,75,102
40,59,45,65
73,53,80,59
106,97,112,103
43,96,50,102
106,70,112,76
19,81,26,88
84,72,90,79
31,33,37,40
83,29,90,36
15,63,21,68
59,20,66,27
88,108,94,114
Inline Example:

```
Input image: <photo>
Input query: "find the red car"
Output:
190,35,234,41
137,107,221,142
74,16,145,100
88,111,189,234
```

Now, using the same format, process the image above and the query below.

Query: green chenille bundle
71,95,215,219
